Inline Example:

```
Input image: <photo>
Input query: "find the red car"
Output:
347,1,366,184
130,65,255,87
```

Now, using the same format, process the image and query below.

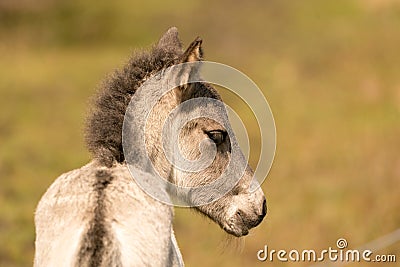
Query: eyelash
205,130,227,145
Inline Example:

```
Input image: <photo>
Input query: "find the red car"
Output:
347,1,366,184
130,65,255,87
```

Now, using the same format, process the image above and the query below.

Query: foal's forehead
188,82,222,100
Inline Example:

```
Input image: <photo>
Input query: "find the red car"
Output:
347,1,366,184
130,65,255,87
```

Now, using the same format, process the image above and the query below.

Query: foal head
86,27,267,237
139,28,267,236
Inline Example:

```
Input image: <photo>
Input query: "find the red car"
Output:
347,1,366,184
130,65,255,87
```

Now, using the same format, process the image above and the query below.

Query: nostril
261,198,267,217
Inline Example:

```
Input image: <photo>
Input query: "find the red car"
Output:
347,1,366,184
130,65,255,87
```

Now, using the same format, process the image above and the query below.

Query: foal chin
181,175,267,237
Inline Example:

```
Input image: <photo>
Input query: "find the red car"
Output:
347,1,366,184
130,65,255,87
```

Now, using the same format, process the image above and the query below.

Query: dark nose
260,197,267,219
251,197,267,228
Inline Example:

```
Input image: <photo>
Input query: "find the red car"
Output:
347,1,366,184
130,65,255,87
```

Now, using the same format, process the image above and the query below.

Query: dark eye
206,130,226,145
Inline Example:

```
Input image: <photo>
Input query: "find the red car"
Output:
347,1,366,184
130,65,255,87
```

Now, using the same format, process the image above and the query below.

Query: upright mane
85,28,183,167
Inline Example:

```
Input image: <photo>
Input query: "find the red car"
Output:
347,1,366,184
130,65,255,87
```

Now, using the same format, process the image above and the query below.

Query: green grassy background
1,0,399,266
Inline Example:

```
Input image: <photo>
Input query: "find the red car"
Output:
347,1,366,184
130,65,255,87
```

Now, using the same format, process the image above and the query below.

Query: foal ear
174,37,203,97
157,27,183,52
180,37,203,63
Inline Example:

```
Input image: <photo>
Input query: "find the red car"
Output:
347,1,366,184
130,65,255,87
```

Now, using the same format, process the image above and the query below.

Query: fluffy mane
85,32,183,167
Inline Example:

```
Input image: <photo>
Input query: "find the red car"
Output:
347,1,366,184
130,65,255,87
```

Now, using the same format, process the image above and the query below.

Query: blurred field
1,0,399,266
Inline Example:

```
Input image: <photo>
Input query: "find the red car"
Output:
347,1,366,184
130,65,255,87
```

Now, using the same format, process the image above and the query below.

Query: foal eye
206,130,226,145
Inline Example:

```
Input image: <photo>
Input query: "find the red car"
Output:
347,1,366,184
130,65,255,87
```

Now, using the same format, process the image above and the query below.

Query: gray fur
34,27,267,267
35,161,175,267
75,170,120,267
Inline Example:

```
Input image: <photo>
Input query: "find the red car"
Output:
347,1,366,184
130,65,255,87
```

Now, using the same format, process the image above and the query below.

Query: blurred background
1,0,399,266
